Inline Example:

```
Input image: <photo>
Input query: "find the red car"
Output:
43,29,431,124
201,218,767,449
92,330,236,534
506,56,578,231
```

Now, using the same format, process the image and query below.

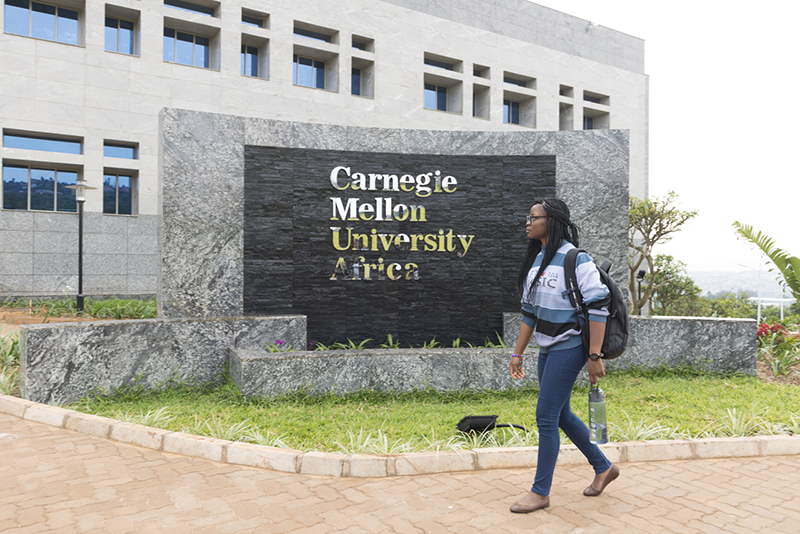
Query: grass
64,365,800,453
1,297,157,320
0,333,20,396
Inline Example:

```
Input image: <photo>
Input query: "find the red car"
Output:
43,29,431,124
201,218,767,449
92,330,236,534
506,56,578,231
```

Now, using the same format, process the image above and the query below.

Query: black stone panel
243,147,555,346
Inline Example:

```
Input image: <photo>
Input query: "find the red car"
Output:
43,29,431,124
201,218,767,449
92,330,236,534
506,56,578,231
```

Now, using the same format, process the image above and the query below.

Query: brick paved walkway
2,413,799,534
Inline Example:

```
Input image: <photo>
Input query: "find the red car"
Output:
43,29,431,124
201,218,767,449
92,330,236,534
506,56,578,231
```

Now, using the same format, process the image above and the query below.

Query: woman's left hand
587,359,605,384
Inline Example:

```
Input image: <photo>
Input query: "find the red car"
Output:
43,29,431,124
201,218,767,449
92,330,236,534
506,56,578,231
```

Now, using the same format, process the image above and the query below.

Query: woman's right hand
510,356,525,380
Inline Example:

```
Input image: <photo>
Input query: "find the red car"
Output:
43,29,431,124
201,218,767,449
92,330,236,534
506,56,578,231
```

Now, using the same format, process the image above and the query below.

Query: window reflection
293,55,325,89
5,1,80,44
3,133,82,154
164,27,210,68
105,17,134,55
103,173,135,215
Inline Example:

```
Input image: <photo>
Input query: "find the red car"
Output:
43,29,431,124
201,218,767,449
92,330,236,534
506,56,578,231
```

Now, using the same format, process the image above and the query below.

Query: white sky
531,0,799,273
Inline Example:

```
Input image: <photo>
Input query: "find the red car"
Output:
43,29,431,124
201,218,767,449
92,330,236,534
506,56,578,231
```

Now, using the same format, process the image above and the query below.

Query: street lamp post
66,178,97,313
637,269,646,302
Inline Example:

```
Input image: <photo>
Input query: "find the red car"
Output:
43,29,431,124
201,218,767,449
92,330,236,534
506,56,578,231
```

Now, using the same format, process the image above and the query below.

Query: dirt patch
0,307,98,336
757,359,800,386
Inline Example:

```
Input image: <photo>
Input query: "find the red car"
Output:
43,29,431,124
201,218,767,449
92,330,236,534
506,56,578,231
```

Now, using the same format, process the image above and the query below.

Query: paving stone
2,412,800,533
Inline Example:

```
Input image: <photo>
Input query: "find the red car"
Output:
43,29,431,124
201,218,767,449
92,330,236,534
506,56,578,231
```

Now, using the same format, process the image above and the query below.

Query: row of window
2,164,135,214
1,132,138,214
4,0,609,123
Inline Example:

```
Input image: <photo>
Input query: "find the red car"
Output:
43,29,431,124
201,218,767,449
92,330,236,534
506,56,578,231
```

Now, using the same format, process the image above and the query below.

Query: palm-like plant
733,222,800,303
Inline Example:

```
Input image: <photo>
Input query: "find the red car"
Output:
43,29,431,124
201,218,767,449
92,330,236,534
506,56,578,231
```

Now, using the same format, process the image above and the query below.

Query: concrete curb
2,394,799,478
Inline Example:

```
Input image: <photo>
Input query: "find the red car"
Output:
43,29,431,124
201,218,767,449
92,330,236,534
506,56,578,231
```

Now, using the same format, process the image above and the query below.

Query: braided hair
517,198,581,299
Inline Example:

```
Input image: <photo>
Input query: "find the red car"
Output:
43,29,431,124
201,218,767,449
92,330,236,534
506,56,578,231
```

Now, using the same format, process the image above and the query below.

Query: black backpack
563,248,629,360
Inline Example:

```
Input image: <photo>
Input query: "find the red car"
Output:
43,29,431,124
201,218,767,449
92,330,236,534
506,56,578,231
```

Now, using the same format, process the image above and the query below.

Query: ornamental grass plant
64,365,800,453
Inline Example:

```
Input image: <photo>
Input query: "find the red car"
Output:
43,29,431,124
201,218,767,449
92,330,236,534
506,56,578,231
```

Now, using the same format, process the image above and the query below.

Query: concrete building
0,0,648,298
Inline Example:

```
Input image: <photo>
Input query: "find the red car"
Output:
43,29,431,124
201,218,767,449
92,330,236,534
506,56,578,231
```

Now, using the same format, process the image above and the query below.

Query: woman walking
509,198,619,513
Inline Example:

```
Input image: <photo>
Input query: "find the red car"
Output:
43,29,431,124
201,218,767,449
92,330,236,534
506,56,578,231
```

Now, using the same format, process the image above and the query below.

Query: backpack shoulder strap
563,247,591,352
562,248,583,311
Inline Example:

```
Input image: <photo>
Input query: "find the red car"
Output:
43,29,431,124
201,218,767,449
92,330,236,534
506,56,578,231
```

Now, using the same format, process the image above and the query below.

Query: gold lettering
358,203,374,221
424,234,437,251
445,229,456,252
351,172,367,191
392,204,409,221
405,263,418,280
410,234,423,251
409,205,426,222
352,232,369,250
378,233,394,251
458,234,475,255
387,263,402,280
330,257,348,279
331,227,352,251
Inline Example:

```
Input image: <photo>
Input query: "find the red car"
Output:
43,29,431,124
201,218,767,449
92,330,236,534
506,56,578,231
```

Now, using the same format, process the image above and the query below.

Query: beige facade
0,0,648,296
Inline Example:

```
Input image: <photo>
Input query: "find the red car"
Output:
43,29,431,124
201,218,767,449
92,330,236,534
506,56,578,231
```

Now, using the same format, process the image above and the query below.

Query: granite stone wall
0,211,159,297
20,315,306,404
160,109,630,345
504,314,757,375
229,347,540,398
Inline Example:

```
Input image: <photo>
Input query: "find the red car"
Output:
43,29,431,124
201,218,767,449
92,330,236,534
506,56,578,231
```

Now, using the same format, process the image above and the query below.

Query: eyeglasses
526,215,547,223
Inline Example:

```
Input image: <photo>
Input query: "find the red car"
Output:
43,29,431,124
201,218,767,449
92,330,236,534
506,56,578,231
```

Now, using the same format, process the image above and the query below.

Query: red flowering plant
757,321,800,376
757,322,788,341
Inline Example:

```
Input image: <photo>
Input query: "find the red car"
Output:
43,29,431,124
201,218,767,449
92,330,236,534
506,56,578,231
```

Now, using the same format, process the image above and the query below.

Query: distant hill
688,271,792,300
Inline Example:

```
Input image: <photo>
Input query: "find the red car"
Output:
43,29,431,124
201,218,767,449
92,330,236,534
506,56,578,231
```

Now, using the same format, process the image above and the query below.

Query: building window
352,67,361,96
424,83,447,111
164,27,210,68
3,132,82,154
504,76,527,88
351,58,373,98
241,44,258,77
583,90,610,105
294,27,331,43
293,55,325,88
424,57,453,71
559,85,574,97
103,173,135,215
503,100,520,124
103,142,137,159
503,71,536,89
583,111,609,130
164,0,215,17
473,64,489,78
559,102,573,131
242,13,264,28
2,163,77,212
4,0,79,45
105,17,134,55
473,85,489,119
351,35,373,52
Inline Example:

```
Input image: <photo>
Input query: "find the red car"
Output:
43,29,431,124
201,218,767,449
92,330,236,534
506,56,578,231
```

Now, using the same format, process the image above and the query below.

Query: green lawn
68,366,800,453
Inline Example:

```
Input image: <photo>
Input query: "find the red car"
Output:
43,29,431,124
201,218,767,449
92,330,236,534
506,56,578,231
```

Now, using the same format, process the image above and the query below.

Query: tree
628,191,698,315
649,255,709,317
733,222,800,304
704,292,757,319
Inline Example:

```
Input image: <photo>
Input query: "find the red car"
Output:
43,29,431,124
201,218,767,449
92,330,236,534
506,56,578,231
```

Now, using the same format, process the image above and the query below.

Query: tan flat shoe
584,464,619,497
510,495,550,513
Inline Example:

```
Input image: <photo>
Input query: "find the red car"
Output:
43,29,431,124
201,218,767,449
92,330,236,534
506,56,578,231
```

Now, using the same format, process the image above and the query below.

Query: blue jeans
531,344,612,496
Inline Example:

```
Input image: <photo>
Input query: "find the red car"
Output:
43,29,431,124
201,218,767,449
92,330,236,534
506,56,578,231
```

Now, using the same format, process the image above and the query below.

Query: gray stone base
229,347,540,398
20,315,306,404
504,314,757,375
